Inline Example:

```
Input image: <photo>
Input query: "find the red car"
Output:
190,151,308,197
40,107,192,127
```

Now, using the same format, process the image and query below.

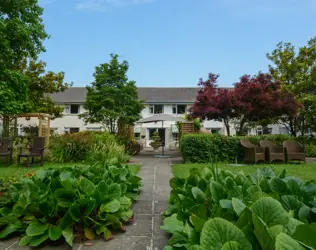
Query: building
9,87,289,147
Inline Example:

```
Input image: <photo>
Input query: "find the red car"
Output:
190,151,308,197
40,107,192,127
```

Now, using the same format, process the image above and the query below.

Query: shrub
161,166,316,249
50,132,129,164
0,163,142,246
180,134,314,163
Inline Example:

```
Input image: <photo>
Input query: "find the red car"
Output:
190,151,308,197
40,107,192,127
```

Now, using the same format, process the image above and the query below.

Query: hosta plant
161,166,316,250
0,163,142,247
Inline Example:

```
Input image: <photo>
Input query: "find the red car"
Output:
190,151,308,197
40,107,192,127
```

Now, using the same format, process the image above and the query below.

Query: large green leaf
62,226,73,246
200,217,252,250
283,218,303,236
58,212,73,230
54,189,76,207
84,228,96,240
29,231,49,247
192,187,206,203
221,241,243,250
281,195,304,213
225,177,243,199
18,235,32,246
49,224,62,241
252,213,275,250
69,203,81,222
100,199,121,213
275,233,305,250
292,224,316,249
26,220,49,237
210,181,227,202
79,177,95,195
0,222,21,238
160,214,184,234
189,215,207,233
232,198,246,216
107,183,121,200
250,197,289,227
119,196,132,210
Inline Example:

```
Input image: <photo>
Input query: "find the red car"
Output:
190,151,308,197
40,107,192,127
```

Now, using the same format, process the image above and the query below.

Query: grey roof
50,87,199,104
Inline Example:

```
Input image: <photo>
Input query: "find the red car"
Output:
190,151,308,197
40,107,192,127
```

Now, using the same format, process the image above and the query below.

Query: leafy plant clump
0,163,142,247
161,166,316,250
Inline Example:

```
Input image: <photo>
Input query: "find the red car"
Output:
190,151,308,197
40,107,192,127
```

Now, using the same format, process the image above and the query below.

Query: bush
50,131,129,163
0,163,142,246
180,134,314,163
161,166,316,249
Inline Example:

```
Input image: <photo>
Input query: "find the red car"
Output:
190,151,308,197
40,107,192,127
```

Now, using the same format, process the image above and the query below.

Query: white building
9,87,289,147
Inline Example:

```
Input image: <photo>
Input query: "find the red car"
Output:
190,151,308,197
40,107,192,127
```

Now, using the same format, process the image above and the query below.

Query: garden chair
240,140,265,163
17,137,45,168
259,139,285,163
0,137,13,166
283,140,306,163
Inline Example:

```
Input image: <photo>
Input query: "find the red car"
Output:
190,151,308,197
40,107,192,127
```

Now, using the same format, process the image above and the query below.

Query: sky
39,0,316,87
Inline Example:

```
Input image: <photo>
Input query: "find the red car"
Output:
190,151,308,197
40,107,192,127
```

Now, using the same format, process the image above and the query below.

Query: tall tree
234,73,300,135
80,54,144,133
190,73,237,136
0,0,48,135
24,60,70,118
267,37,316,136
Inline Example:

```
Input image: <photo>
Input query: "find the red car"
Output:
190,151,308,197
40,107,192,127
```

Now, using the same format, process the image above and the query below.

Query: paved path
0,150,180,250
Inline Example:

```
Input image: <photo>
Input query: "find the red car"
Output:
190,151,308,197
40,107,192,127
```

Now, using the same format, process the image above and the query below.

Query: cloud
76,0,154,12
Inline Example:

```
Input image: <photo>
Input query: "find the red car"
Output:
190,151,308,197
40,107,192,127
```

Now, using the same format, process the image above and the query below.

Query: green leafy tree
80,54,144,133
0,0,48,135
24,60,71,118
267,37,316,136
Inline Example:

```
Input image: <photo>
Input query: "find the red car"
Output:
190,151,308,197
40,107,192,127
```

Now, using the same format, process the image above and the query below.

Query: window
70,128,79,133
65,105,80,114
149,104,164,114
173,104,187,114
263,127,272,135
172,133,179,141
134,132,140,139
86,127,101,131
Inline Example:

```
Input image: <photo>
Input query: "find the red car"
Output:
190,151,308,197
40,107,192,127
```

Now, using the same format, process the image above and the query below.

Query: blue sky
39,0,316,87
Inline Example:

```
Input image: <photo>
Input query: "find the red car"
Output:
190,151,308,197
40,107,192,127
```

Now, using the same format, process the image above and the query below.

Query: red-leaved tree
190,73,237,136
234,73,301,135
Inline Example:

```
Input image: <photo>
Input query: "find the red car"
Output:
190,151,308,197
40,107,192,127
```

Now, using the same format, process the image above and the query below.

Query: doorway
149,128,166,146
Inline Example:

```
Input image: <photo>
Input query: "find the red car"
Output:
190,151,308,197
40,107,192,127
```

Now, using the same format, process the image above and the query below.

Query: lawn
0,162,141,179
172,162,316,180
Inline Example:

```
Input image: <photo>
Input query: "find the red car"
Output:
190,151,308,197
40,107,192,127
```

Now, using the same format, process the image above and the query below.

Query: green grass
0,162,141,180
172,162,316,180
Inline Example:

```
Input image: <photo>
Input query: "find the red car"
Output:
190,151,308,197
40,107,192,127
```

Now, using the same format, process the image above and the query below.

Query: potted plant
150,131,161,152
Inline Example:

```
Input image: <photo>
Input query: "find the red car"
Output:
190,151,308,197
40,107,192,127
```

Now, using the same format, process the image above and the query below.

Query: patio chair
283,140,306,163
0,137,13,166
259,139,285,163
17,137,45,167
240,140,265,163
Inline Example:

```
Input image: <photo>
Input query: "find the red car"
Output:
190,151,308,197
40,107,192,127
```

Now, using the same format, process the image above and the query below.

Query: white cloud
76,0,154,12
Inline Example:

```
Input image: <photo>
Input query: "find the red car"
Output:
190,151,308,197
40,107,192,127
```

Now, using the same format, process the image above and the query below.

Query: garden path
0,149,181,250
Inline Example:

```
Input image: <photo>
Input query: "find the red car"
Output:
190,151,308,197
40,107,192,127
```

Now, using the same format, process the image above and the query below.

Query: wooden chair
259,139,285,163
240,140,265,163
283,140,306,163
17,137,45,167
0,137,13,166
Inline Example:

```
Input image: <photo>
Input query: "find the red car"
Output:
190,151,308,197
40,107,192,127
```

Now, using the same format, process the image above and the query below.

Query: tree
80,54,144,134
24,60,70,118
267,37,316,136
190,74,238,136
0,0,48,135
233,73,300,135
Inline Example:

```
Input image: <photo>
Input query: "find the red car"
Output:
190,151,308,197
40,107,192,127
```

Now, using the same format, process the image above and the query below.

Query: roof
50,87,199,104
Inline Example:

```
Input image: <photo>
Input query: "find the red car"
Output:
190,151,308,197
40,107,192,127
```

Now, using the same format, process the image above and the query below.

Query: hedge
180,133,316,163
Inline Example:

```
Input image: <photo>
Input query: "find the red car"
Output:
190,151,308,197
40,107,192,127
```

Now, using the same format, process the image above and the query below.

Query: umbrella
137,114,185,157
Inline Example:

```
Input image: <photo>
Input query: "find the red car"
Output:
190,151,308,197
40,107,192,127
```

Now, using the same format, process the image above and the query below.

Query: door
158,128,165,146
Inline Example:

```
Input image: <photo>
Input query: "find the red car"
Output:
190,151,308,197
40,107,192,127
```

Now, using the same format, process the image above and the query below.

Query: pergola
16,113,53,145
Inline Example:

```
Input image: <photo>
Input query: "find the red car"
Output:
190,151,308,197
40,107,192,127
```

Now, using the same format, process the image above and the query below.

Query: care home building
47,87,224,148
13,87,289,148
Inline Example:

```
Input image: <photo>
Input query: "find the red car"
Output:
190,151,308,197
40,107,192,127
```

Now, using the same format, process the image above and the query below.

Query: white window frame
64,104,80,115
172,104,187,114
149,104,164,114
